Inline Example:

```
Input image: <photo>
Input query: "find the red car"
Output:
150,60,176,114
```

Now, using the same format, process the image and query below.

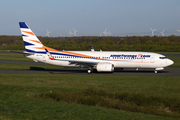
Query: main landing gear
87,67,97,74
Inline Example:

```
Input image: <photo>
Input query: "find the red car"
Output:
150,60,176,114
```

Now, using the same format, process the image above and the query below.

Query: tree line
0,35,180,52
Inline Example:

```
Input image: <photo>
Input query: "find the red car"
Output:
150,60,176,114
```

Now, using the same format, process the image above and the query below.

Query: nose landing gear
155,68,164,74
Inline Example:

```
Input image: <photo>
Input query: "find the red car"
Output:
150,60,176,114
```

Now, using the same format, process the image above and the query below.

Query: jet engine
96,63,114,72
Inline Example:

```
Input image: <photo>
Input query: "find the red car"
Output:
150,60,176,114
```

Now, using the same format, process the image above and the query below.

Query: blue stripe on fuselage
50,52,80,57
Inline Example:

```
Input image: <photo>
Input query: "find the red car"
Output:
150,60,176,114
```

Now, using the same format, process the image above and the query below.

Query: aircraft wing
67,60,98,67
49,57,98,67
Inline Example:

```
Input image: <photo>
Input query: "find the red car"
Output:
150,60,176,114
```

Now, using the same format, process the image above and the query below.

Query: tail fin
45,48,55,60
19,22,44,53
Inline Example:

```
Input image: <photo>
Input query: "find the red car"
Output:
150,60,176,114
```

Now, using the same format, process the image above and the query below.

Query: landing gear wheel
87,69,92,74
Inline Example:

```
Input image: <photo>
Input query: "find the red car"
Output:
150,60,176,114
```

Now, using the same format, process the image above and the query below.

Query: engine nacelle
96,63,114,72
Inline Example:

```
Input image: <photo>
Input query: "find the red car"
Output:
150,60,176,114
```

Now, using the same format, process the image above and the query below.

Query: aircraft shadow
29,67,169,74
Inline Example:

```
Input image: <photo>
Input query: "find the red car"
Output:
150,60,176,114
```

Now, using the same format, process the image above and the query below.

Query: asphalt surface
0,60,179,76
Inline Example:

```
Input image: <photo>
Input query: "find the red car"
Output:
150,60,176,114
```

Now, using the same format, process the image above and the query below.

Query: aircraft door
151,55,155,63
42,54,46,63
35,53,40,60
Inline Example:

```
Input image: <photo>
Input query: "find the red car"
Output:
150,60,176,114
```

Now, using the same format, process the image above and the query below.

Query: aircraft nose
167,59,174,66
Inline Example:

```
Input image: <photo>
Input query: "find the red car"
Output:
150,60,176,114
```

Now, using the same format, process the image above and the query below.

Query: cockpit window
159,57,167,59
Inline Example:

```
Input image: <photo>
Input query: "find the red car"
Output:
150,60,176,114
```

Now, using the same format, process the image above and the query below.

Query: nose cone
167,59,174,66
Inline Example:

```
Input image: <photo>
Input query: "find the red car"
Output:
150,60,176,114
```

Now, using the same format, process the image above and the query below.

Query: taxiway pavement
0,60,179,76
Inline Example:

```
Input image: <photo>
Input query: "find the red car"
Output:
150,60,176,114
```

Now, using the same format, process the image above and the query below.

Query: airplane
18,22,174,74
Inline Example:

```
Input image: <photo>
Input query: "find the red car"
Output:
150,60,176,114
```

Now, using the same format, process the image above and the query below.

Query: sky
1,0,180,37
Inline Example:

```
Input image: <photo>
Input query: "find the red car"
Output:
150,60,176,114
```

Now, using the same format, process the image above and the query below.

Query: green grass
0,74,180,119
168,57,180,67
0,52,179,119
37,88,180,118
0,53,31,61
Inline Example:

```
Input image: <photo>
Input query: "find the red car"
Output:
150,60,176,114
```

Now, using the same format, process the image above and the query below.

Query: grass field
0,53,31,61
0,52,180,119
0,74,180,120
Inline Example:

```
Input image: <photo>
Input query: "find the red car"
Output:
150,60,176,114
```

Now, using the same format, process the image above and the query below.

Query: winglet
45,49,55,60
90,46,94,51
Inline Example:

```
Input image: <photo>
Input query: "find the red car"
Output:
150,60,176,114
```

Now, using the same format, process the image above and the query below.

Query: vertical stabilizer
19,22,44,53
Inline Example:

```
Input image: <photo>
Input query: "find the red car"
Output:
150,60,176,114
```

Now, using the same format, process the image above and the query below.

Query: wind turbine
46,29,51,37
60,33,63,37
160,30,165,36
150,28,156,36
102,29,108,36
107,30,112,36
99,33,101,36
177,29,180,32
73,28,78,36
68,29,73,37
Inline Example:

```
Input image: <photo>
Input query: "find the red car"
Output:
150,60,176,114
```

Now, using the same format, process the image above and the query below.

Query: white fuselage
25,51,174,69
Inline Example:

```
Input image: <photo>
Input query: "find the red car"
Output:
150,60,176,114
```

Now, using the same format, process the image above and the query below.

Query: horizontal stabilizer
7,50,34,55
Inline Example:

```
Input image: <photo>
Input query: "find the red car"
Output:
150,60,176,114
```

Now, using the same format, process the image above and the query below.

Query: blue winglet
90,46,94,51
